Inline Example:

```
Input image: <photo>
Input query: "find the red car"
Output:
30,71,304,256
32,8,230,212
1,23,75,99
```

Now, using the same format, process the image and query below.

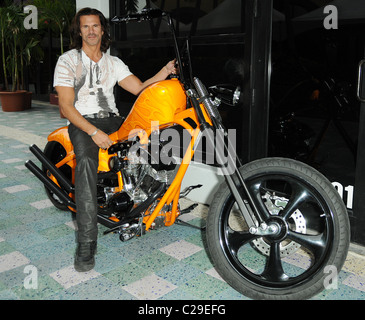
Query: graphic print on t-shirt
53,49,133,116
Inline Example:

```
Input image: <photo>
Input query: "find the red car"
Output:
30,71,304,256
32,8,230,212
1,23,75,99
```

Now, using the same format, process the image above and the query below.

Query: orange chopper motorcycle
25,9,350,300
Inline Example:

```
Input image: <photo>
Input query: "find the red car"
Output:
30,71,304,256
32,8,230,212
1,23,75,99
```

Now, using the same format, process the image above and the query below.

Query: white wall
180,161,223,204
76,0,109,18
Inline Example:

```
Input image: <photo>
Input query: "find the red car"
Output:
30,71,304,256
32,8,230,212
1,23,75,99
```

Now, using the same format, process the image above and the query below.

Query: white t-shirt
53,49,133,116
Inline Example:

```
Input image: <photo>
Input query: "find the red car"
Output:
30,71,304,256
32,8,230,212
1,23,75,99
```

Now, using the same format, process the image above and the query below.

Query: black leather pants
68,116,123,243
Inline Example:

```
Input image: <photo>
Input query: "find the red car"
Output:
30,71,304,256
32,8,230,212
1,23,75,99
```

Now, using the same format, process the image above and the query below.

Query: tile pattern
1,102,365,300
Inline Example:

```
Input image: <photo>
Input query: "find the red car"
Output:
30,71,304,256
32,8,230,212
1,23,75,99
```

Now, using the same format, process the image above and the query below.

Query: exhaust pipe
25,160,76,209
29,144,74,193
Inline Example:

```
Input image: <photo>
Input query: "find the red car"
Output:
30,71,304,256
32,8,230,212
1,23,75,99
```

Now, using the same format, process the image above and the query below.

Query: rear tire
206,157,350,300
43,141,72,211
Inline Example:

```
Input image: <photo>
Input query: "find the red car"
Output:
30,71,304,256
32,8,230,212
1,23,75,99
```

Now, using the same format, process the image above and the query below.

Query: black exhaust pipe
29,144,74,193
25,160,76,209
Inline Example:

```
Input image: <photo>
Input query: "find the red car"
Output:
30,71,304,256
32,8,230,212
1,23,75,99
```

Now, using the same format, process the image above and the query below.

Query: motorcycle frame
28,9,264,234
45,94,214,230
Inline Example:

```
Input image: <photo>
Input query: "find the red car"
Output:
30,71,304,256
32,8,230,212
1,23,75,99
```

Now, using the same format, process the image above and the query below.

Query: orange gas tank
117,79,186,140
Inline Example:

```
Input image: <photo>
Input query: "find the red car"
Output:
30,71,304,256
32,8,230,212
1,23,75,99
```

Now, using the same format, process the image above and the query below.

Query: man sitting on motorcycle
53,7,176,272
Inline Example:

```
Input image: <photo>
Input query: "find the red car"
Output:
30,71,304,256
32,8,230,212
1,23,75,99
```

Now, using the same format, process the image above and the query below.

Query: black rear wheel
206,157,350,300
43,141,72,211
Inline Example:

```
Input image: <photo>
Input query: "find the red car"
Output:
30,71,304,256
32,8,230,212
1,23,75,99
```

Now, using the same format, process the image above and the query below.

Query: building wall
76,0,109,17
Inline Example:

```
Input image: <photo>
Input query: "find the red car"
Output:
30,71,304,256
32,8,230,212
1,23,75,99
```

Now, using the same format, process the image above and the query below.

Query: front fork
197,124,262,230
218,142,279,236
190,79,278,237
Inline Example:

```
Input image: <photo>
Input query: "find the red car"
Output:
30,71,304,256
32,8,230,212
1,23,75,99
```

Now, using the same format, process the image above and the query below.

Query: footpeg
180,184,202,198
177,203,205,230
179,203,198,215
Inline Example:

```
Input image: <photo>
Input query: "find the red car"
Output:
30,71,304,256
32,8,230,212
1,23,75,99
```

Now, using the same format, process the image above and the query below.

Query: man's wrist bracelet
89,129,99,137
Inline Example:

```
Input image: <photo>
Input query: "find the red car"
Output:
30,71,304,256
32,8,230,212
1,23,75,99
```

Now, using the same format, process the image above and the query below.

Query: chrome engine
97,139,177,223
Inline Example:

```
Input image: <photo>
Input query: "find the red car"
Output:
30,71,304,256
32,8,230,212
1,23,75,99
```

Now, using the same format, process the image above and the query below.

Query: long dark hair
69,7,111,53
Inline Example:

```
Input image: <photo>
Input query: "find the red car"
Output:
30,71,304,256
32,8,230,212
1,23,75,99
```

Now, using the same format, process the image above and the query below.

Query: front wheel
206,157,350,300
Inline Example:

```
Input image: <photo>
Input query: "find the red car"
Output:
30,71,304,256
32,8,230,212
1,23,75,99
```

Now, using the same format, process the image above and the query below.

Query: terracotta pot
50,93,59,105
49,93,65,118
0,90,30,112
24,91,32,109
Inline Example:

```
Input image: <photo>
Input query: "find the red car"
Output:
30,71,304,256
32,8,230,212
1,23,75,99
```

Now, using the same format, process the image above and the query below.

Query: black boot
74,241,97,272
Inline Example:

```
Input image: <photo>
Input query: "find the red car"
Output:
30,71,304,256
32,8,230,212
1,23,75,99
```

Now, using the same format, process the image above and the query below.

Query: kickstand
176,218,206,231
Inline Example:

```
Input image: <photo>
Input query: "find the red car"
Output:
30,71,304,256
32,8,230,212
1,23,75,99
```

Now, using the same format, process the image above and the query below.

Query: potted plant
0,2,42,111
13,25,43,110
0,3,26,111
33,0,76,109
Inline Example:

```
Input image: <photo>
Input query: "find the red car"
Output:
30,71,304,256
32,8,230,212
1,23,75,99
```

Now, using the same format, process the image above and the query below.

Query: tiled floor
1,102,365,301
